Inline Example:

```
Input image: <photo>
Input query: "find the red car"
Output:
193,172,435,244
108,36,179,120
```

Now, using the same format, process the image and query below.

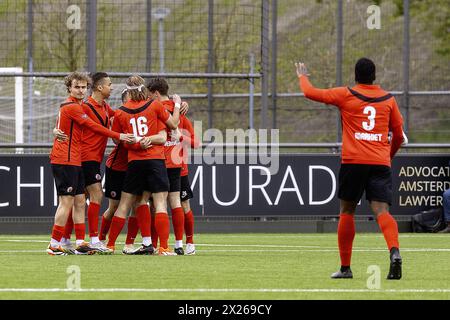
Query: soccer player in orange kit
147,77,187,255
295,58,405,279
106,75,180,255
47,72,135,255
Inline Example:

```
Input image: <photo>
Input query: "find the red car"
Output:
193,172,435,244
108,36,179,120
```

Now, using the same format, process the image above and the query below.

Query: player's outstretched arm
66,106,135,143
136,130,167,150
295,61,345,106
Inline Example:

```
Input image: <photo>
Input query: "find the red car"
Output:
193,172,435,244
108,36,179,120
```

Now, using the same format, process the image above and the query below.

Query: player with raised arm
295,58,405,279
105,75,180,256
47,72,135,255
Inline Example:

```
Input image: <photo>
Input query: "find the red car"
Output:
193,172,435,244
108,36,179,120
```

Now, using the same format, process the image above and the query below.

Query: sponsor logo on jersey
354,132,383,142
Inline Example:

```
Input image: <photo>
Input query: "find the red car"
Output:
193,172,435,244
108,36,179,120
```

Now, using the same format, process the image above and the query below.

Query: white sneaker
122,244,136,254
90,241,113,255
185,243,196,255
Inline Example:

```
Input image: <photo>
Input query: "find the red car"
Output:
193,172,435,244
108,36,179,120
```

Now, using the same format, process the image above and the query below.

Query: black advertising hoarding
0,154,448,217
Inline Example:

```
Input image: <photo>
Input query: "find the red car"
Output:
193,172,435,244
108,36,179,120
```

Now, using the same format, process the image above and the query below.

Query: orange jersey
81,96,116,163
162,100,184,169
180,116,199,176
50,96,120,166
111,99,169,162
299,76,403,166
105,143,128,172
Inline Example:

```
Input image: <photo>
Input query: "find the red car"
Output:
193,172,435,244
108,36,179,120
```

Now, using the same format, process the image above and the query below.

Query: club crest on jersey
95,174,102,181
81,114,88,119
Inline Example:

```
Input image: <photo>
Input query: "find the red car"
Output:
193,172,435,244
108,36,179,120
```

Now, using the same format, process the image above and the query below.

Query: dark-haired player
295,58,405,279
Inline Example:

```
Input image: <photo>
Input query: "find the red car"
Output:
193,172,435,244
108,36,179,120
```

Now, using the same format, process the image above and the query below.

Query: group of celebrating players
47,71,199,256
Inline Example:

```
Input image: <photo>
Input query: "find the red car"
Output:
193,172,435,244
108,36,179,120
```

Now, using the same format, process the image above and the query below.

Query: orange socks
74,223,85,242
135,204,151,238
337,213,355,267
184,210,194,244
99,216,112,241
107,216,126,247
151,214,158,248
63,210,73,240
171,207,185,242
126,216,139,245
377,212,400,250
51,225,65,243
155,213,170,249
87,202,101,238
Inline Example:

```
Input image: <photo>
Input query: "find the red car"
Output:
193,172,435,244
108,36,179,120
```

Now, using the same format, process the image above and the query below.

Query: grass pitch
0,233,449,300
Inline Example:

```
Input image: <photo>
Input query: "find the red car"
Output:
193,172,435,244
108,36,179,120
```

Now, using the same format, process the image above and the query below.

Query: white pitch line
0,288,449,293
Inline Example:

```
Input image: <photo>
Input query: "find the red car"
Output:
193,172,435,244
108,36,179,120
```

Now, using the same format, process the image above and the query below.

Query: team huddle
47,72,199,256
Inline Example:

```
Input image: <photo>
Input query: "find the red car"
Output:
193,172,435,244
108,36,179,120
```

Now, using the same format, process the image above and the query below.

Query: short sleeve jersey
112,99,169,162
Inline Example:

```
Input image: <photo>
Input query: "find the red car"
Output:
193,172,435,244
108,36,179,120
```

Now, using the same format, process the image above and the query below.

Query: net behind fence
0,0,449,151
0,0,262,74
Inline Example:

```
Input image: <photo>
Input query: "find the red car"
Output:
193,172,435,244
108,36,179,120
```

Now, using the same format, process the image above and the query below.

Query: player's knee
168,193,181,209
90,191,103,204
114,200,132,219
370,201,389,216
106,203,118,219
73,201,85,212
340,201,357,214
181,200,190,213
153,201,167,213
59,196,74,208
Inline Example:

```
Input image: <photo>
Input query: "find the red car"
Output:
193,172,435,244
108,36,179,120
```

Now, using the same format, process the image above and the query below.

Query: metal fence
0,0,449,149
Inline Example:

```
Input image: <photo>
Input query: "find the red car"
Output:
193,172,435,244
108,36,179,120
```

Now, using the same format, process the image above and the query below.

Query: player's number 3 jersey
300,76,403,166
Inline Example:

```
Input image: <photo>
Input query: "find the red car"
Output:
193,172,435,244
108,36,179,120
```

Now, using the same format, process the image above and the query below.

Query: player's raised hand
180,101,189,115
172,94,182,106
120,133,136,144
295,62,310,77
